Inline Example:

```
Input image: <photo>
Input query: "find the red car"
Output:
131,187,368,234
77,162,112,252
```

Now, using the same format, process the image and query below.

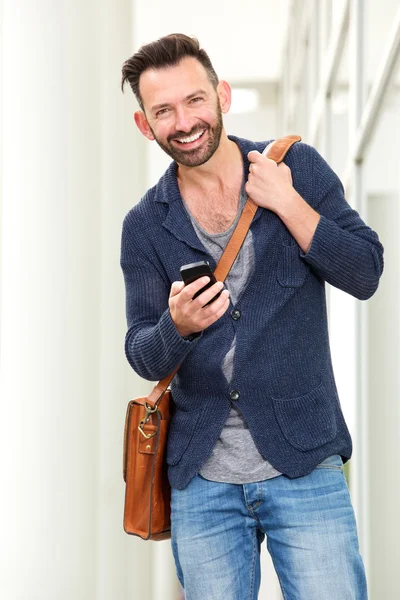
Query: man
120,33,383,599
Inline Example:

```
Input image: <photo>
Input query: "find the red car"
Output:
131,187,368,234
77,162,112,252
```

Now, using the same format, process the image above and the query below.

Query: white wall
363,88,400,598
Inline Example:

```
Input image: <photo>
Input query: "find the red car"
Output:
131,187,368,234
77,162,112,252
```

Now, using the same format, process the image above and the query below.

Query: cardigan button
229,390,240,401
231,309,241,320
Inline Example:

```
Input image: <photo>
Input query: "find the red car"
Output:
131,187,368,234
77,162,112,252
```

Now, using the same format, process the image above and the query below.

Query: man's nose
174,106,193,133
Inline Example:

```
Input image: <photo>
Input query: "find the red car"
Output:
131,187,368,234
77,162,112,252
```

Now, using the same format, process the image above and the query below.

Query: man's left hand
245,144,321,254
245,145,293,212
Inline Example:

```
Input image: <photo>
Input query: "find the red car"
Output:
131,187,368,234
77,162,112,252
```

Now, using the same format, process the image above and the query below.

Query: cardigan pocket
276,242,310,288
272,380,337,451
166,408,202,466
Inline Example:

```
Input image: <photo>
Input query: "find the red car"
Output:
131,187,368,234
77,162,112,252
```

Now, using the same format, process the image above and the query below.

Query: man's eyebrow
151,90,208,112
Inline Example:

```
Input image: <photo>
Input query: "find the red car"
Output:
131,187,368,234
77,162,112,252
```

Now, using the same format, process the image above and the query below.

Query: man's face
138,57,224,167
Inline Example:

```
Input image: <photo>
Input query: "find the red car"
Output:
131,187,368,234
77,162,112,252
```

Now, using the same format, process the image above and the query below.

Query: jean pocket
315,454,344,470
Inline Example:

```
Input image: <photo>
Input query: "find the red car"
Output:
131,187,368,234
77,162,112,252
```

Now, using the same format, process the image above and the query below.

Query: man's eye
191,97,202,103
156,108,170,117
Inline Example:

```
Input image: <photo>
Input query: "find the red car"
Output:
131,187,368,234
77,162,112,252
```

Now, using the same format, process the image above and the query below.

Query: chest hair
182,181,243,234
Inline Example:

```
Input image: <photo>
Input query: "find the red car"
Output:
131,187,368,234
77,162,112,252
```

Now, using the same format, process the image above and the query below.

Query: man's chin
174,152,212,168
169,135,220,167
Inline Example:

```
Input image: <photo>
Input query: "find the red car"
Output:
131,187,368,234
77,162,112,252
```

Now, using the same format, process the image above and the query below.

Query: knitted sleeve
120,212,201,381
298,145,384,300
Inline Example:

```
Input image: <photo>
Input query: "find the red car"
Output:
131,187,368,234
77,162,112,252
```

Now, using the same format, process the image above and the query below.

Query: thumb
170,280,185,298
247,150,262,163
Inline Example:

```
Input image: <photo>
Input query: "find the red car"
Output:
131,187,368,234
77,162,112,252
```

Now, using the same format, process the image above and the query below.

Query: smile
175,129,206,144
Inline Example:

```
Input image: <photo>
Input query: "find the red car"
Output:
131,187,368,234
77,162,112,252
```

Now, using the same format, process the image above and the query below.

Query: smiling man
120,33,383,600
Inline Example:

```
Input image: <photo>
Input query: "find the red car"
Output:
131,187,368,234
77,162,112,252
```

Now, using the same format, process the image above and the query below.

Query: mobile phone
180,260,222,306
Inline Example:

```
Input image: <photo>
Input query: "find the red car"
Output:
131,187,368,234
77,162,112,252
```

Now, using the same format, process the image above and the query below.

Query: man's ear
134,111,155,141
216,80,232,114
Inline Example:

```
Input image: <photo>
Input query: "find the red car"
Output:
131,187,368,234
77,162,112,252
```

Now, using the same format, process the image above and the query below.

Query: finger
192,280,225,308
199,287,230,317
180,276,211,301
201,290,231,327
170,281,185,297
247,150,262,163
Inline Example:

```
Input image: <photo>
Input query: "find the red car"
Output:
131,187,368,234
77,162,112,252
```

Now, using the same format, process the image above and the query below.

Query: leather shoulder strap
264,134,302,163
145,134,302,407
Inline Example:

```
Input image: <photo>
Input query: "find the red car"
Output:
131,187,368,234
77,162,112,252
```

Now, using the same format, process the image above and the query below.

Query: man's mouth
173,129,206,146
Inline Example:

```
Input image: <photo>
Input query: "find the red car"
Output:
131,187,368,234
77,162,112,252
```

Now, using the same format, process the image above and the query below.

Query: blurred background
1,0,399,598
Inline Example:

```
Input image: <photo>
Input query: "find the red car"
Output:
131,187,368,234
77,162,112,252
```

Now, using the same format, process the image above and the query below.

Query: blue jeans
171,455,367,599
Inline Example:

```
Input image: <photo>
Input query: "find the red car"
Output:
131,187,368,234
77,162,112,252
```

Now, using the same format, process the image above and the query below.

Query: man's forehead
140,58,212,107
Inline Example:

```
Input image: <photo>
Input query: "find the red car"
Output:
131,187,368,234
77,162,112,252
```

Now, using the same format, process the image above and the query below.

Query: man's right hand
169,277,230,338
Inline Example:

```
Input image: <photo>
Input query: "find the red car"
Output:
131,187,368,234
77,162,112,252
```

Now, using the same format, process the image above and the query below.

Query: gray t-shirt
182,184,282,484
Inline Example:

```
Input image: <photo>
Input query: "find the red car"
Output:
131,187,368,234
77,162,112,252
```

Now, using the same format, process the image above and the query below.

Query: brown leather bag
123,135,302,540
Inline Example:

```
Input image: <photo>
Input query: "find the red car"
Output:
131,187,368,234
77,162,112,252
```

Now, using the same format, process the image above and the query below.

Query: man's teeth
176,130,204,144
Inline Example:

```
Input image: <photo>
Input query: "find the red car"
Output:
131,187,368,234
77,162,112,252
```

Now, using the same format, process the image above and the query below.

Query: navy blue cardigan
120,135,384,490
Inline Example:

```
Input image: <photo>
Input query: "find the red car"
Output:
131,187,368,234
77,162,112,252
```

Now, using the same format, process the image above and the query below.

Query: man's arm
296,146,384,300
247,144,384,300
121,215,201,381
273,190,320,255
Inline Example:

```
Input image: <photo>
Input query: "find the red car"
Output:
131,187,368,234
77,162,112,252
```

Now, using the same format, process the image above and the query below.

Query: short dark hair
121,33,219,111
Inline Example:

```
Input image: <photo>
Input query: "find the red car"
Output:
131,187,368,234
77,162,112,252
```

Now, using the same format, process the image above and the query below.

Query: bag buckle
138,403,158,439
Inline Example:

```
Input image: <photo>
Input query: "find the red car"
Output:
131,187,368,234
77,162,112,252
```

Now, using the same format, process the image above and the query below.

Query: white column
367,190,400,600
1,3,100,597
0,1,163,598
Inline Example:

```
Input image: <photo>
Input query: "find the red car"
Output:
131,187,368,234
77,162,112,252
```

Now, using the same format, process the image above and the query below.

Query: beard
149,99,224,167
